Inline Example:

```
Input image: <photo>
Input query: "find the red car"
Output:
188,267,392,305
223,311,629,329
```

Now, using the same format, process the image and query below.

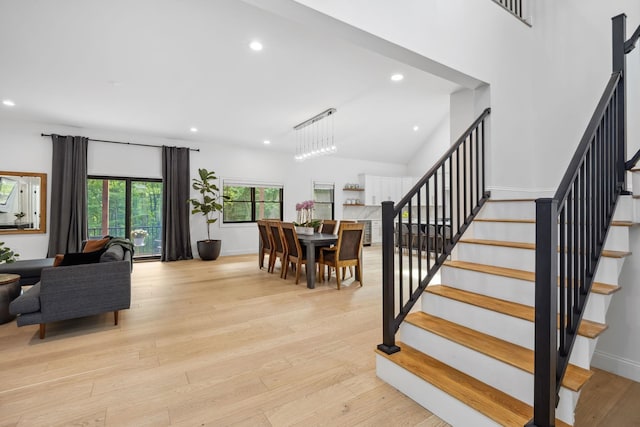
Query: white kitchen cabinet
371,220,382,244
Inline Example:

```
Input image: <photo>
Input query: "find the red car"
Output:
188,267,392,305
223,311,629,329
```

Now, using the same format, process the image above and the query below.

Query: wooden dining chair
319,222,365,290
268,221,287,277
257,220,274,270
280,222,308,284
319,219,338,234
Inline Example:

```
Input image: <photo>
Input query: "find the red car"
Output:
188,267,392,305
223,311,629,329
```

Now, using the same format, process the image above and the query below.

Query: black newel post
612,14,626,190
377,201,400,355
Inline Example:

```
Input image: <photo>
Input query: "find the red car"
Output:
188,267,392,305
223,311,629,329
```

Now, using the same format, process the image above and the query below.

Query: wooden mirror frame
0,171,47,235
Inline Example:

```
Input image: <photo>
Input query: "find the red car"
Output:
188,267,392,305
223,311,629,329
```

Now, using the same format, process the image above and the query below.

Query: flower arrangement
131,229,149,238
294,200,321,229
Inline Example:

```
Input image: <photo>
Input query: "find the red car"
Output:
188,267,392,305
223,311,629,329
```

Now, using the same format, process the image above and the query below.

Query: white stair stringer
375,198,631,426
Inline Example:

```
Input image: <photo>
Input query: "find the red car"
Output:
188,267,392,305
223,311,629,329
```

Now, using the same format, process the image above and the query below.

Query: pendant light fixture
293,108,337,161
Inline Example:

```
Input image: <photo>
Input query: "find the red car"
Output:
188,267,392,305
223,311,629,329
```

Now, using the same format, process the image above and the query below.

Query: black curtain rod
40,133,200,152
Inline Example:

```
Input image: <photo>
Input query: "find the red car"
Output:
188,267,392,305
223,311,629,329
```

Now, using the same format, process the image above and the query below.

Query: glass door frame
88,175,163,260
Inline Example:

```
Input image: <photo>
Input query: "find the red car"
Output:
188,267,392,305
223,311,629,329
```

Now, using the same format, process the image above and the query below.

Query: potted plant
14,212,26,229
188,168,229,260
130,229,149,247
0,241,19,263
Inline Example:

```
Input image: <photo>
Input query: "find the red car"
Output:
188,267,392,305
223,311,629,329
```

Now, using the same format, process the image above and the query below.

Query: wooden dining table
297,232,338,289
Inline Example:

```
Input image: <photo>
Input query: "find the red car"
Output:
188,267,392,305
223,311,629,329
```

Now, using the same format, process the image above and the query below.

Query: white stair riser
376,355,502,427
477,201,535,220
613,195,633,222
469,221,629,252
456,242,623,285
399,324,578,425
422,294,595,369
440,266,613,323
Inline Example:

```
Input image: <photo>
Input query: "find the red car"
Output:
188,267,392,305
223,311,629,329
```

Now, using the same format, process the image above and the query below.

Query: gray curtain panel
161,146,193,261
47,135,88,257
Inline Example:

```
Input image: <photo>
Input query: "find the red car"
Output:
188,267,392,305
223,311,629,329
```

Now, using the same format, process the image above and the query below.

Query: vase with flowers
294,200,321,235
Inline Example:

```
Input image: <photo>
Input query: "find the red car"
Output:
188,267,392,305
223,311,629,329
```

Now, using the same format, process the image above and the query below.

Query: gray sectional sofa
9,242,132,338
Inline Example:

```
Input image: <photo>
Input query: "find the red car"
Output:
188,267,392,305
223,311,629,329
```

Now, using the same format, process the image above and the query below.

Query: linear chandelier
293,107,337,161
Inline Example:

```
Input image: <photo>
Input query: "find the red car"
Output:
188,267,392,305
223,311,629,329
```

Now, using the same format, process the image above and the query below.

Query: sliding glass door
87,177,162,258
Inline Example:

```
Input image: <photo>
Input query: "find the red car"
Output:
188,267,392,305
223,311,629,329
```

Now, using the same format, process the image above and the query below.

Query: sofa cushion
100,245,124,262
59,250,104,266
9,282,41,314
83,237,111,253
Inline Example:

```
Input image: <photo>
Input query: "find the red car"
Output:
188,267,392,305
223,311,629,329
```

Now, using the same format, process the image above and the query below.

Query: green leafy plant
0,241,19,264
188,168,229,241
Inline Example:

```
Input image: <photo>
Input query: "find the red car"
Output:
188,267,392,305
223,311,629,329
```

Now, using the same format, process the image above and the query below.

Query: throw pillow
59,249,104,266
83,237,111,253
53,254,65,267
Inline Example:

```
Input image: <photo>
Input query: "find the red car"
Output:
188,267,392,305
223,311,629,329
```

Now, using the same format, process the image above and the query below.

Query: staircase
376,196,633,426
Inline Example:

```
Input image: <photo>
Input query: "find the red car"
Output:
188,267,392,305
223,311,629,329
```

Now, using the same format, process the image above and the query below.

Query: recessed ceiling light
2,99,15,107
390,74,404,82
263,140,271,145
190,127,198,133
249,41,263,51
413,125,419,131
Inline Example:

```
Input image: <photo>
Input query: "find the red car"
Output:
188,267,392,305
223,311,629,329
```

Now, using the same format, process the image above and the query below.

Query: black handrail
529,14,637,427
377,108,491,355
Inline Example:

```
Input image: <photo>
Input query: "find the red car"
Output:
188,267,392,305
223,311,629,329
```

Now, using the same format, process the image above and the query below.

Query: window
223,182,283,223
87,176,163,259
313,182,334,220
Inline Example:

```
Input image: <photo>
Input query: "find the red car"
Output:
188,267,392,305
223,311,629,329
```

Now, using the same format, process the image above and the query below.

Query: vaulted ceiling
0,0,462,163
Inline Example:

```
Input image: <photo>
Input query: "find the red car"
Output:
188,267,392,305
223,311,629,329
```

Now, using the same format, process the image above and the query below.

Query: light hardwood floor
0,248,636,426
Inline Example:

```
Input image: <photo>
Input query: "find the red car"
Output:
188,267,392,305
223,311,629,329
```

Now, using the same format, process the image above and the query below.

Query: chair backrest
257,220,272,250
280,222,302,259
269,221,285,254
336,222,364,261
320,219,337,234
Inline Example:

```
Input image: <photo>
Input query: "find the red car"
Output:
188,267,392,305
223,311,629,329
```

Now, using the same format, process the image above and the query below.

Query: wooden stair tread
376,342,571,427
405,312,592,391
426,285,607,339
443,260,621,295
475,218,535,223
459,238,631,259
475,218,634,228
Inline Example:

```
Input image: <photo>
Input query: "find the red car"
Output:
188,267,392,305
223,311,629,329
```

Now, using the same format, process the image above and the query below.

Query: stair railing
530,14,640,427
492,0,530,25
378,108,491,355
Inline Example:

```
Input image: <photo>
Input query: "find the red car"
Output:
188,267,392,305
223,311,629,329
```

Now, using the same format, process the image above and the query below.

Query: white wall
279,0,640,382
407,114,449,178
285,0,639,195
0,117,406,259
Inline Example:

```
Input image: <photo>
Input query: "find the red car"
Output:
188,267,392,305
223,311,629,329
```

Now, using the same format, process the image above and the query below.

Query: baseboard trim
591,350,640,382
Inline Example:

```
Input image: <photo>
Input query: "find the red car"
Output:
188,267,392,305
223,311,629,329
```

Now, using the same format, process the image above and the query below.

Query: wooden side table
0,273,21,324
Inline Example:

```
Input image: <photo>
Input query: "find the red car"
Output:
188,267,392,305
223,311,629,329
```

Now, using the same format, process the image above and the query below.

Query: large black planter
197,240,221,261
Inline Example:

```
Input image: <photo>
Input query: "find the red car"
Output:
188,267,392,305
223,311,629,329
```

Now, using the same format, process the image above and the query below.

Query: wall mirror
0,171,47,234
